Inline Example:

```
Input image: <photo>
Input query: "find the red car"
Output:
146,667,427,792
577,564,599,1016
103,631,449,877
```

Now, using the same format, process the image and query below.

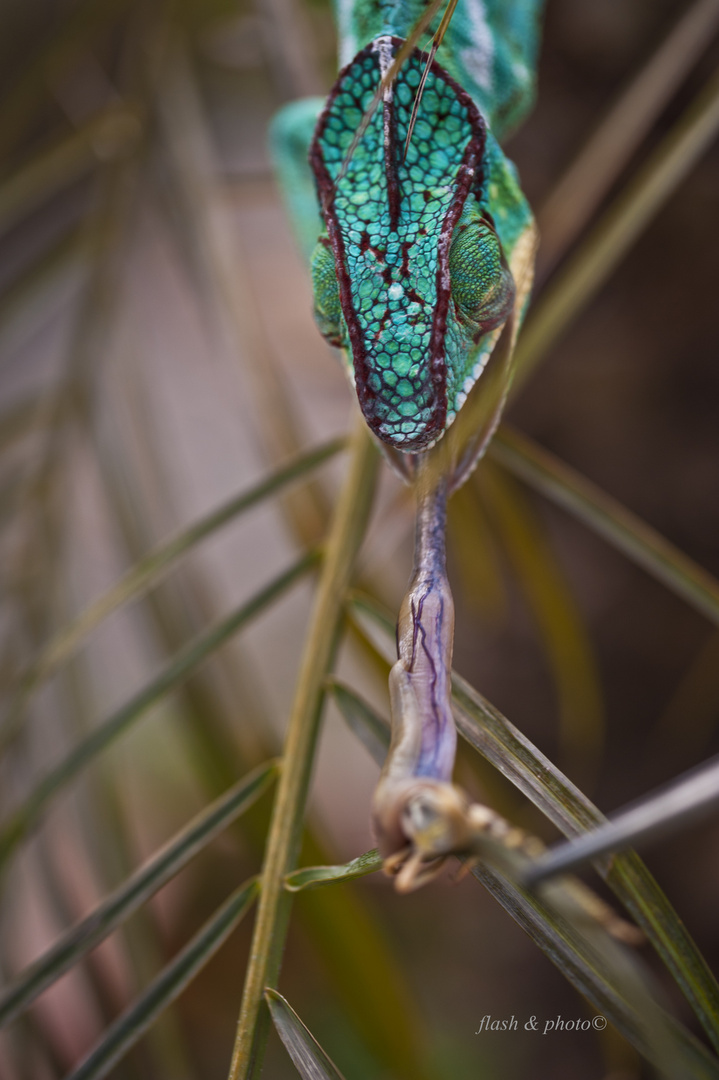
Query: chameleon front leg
374,485,643,945
374,509,643,938
371,453,558,895
372,450,488,889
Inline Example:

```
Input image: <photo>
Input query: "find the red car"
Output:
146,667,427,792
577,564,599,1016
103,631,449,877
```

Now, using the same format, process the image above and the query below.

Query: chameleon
273,1,539,452
271,0,543,889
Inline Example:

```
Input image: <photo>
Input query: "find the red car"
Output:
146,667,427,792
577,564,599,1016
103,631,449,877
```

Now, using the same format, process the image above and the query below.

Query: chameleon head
309,37,516,452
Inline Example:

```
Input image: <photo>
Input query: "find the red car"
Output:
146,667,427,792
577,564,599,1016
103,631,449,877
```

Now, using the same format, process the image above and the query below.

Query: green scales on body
272,0,541,451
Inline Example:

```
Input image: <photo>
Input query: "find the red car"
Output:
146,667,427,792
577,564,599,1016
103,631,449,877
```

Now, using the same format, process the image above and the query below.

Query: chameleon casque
272,0,544,889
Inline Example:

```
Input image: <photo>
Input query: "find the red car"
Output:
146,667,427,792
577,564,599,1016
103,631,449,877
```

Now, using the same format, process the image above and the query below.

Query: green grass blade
0,761,277,1028
346,593,396,665
451,665,719,1053
347,593,719,1052
328,667,719,1075
293,860,436,1080
285,849,382,892
228,420,379,1080
329,680,390,763
65,878,259,1080
452,676,719,1055
0,553,318,866
528,755,719,885
538,0,719,272
446,481,508,620
607,852,719,1056
292,839,437,1080
265,989,348,1080
325,679,389,766
490,425,719,629
469,861,719,1080
477,463,604,768
2,440,343,746
155,41,331,549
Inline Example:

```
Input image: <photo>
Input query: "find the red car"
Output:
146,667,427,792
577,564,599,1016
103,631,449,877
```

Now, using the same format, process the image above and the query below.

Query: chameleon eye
311,237,344,347
449,219,515,337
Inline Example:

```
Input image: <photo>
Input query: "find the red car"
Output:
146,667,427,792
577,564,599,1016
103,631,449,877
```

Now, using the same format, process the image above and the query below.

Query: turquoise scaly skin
271,0,543,451
336,0,541,139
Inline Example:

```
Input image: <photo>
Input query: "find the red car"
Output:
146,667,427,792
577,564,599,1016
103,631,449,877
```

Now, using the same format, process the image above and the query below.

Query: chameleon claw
451,856,479,884
382,843,448,893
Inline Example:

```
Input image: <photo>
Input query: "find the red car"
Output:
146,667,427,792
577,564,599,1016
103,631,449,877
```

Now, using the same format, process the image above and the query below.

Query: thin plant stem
0,104,142,235
0,554,317,867
490,425,719,629
154,39,330,548
514,63,719,391
66,878,260,1080
0,761,277,1028
538,0,719,273
1,438,344,747
227,417,378,1080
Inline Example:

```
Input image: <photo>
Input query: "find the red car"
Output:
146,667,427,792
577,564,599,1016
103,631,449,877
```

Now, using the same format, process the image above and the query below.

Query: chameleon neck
333,0,542,138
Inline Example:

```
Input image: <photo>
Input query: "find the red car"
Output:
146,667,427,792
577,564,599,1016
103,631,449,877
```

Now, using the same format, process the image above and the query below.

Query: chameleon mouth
364,387,446,450
358,337,446,451
375,421,444,451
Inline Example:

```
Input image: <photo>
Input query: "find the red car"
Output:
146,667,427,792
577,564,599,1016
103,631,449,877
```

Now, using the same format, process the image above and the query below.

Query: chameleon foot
374,778,533,892
375,777,643,946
